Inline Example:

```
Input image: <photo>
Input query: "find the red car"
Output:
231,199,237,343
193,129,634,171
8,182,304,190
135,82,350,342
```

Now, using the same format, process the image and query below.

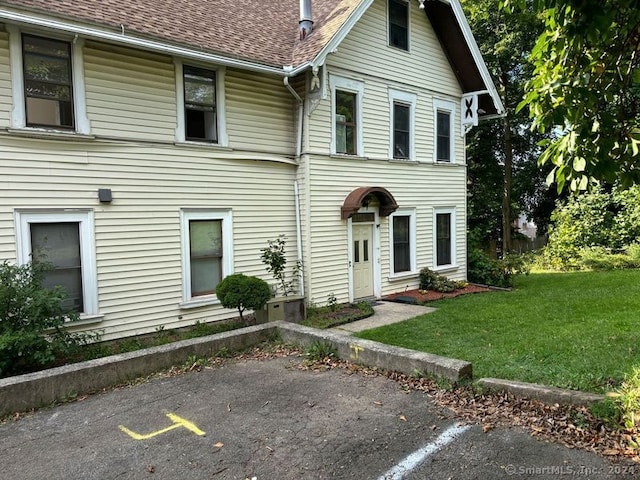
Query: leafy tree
463,0,554,251
504,0,640,192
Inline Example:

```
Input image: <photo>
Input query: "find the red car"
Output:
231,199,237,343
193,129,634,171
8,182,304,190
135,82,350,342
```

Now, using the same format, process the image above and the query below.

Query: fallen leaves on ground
297,355,640,464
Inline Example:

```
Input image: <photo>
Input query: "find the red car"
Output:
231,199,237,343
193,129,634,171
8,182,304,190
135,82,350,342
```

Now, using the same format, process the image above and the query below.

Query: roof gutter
0,7,287,77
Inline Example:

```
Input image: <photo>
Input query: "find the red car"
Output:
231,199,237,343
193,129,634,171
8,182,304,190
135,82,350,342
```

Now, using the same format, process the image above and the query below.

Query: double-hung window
389,209,416,276
335,90,357,155
184,66,217,142
181,210,233,305
393,102,410,159
433,99,456,163
434,208,456,268
22,35,74,129
175,61,227,145
388,89,416,160
388,0,409,50
16,210,98,317
8,28,89,133
330,75,364,156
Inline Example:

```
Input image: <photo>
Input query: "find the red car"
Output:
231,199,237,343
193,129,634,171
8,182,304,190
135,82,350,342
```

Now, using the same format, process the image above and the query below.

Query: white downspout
294,180,305,297
284,76,303,157
284,76,305,296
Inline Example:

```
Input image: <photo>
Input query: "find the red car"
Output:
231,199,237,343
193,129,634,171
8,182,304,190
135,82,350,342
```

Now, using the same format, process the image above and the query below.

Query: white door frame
347,207,381,302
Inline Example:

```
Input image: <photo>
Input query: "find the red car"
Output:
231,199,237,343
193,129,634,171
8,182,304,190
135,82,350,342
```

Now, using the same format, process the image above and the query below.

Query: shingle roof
0,0,363,69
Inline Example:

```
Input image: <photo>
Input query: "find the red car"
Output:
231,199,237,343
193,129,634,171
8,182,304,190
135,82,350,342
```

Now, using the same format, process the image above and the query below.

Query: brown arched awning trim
341,186,399,220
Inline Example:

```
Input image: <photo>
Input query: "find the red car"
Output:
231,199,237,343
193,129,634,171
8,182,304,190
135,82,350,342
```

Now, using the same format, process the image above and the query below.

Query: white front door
352,223,374,299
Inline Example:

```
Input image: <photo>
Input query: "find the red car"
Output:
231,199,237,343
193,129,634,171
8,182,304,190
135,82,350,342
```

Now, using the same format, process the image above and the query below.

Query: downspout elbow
284,76,303,105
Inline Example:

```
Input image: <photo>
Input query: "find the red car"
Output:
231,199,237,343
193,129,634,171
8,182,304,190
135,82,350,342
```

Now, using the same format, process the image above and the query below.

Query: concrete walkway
331,301,435,334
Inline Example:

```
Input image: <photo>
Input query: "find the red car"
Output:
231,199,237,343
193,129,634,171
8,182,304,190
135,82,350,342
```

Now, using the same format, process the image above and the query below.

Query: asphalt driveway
0,355,635,479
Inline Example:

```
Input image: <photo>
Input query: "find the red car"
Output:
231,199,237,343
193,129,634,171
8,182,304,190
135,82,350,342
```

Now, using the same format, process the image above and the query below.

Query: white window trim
174,59,228,146
8,26,90,135
387,0,411,52
330,74,364,157
388,208,417,279
433,207,457,270
15,209,99,317
388,88,417,161
433,98,457,163
180,209,234,307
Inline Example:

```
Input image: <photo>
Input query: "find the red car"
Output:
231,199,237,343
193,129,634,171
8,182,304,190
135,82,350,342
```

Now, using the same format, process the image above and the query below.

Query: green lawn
356,270,640,393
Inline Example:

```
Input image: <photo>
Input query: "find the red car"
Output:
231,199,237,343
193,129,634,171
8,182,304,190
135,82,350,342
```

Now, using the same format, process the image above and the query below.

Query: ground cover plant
355,269,640,394
302,301,374,329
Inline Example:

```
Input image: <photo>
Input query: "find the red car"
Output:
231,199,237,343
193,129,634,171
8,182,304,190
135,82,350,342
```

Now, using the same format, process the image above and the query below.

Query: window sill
432,265,458,274
388,271,418,282
175,140,232,150
433,161,462,166
389,158,418,164
68,314,104,326
7,127,96,141
179,297,221,309
388,44,411,54
329,153,366,160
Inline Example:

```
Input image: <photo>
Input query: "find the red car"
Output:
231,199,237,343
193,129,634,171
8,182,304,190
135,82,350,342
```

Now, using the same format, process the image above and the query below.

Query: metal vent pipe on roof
299,0,313,40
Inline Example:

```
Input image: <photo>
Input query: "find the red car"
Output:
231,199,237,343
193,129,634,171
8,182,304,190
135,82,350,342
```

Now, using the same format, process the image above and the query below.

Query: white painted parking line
377,423,471,480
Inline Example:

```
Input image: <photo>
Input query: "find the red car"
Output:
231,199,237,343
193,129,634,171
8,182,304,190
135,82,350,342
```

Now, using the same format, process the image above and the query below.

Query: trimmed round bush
216,273,271,322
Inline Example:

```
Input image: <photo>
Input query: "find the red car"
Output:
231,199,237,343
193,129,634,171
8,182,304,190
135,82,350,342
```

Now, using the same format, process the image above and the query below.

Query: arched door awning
341,186,399,220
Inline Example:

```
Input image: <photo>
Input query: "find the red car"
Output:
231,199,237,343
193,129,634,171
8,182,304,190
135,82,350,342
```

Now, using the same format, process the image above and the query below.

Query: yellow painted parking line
118,412,205,441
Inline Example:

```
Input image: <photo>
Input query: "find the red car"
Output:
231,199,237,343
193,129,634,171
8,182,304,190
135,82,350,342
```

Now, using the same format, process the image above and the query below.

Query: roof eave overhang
424,0,505,119
285,0,375,77
0,7,287,76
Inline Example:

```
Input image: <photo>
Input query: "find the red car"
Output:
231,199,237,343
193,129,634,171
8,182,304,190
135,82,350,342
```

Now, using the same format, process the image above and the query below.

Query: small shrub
467,249,529,288
574,245,640,271
578,247,635,270
590,399,620,427
327,293,338,311
419,268,460,293
0,260,99,377
183,354,208,371
260,235,302,296
305,340,338,361
626,243,640,264
216,273,271,322
605,367,640,447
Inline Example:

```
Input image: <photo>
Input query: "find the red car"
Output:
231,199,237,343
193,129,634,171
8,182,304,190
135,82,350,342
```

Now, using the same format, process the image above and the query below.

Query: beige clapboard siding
0,137,297,340
84,42,176,141
330,0,460,95
309,75,464,160
304,154,466,302
0,30,10,129
308,0,464,158
226,68,296,154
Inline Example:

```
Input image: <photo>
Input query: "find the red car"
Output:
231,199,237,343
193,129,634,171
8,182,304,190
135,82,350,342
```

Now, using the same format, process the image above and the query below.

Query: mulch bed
383,284,492,304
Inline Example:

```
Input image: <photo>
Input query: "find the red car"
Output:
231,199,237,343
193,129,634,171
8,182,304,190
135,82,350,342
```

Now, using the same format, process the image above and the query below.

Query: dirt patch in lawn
383,284,492,304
